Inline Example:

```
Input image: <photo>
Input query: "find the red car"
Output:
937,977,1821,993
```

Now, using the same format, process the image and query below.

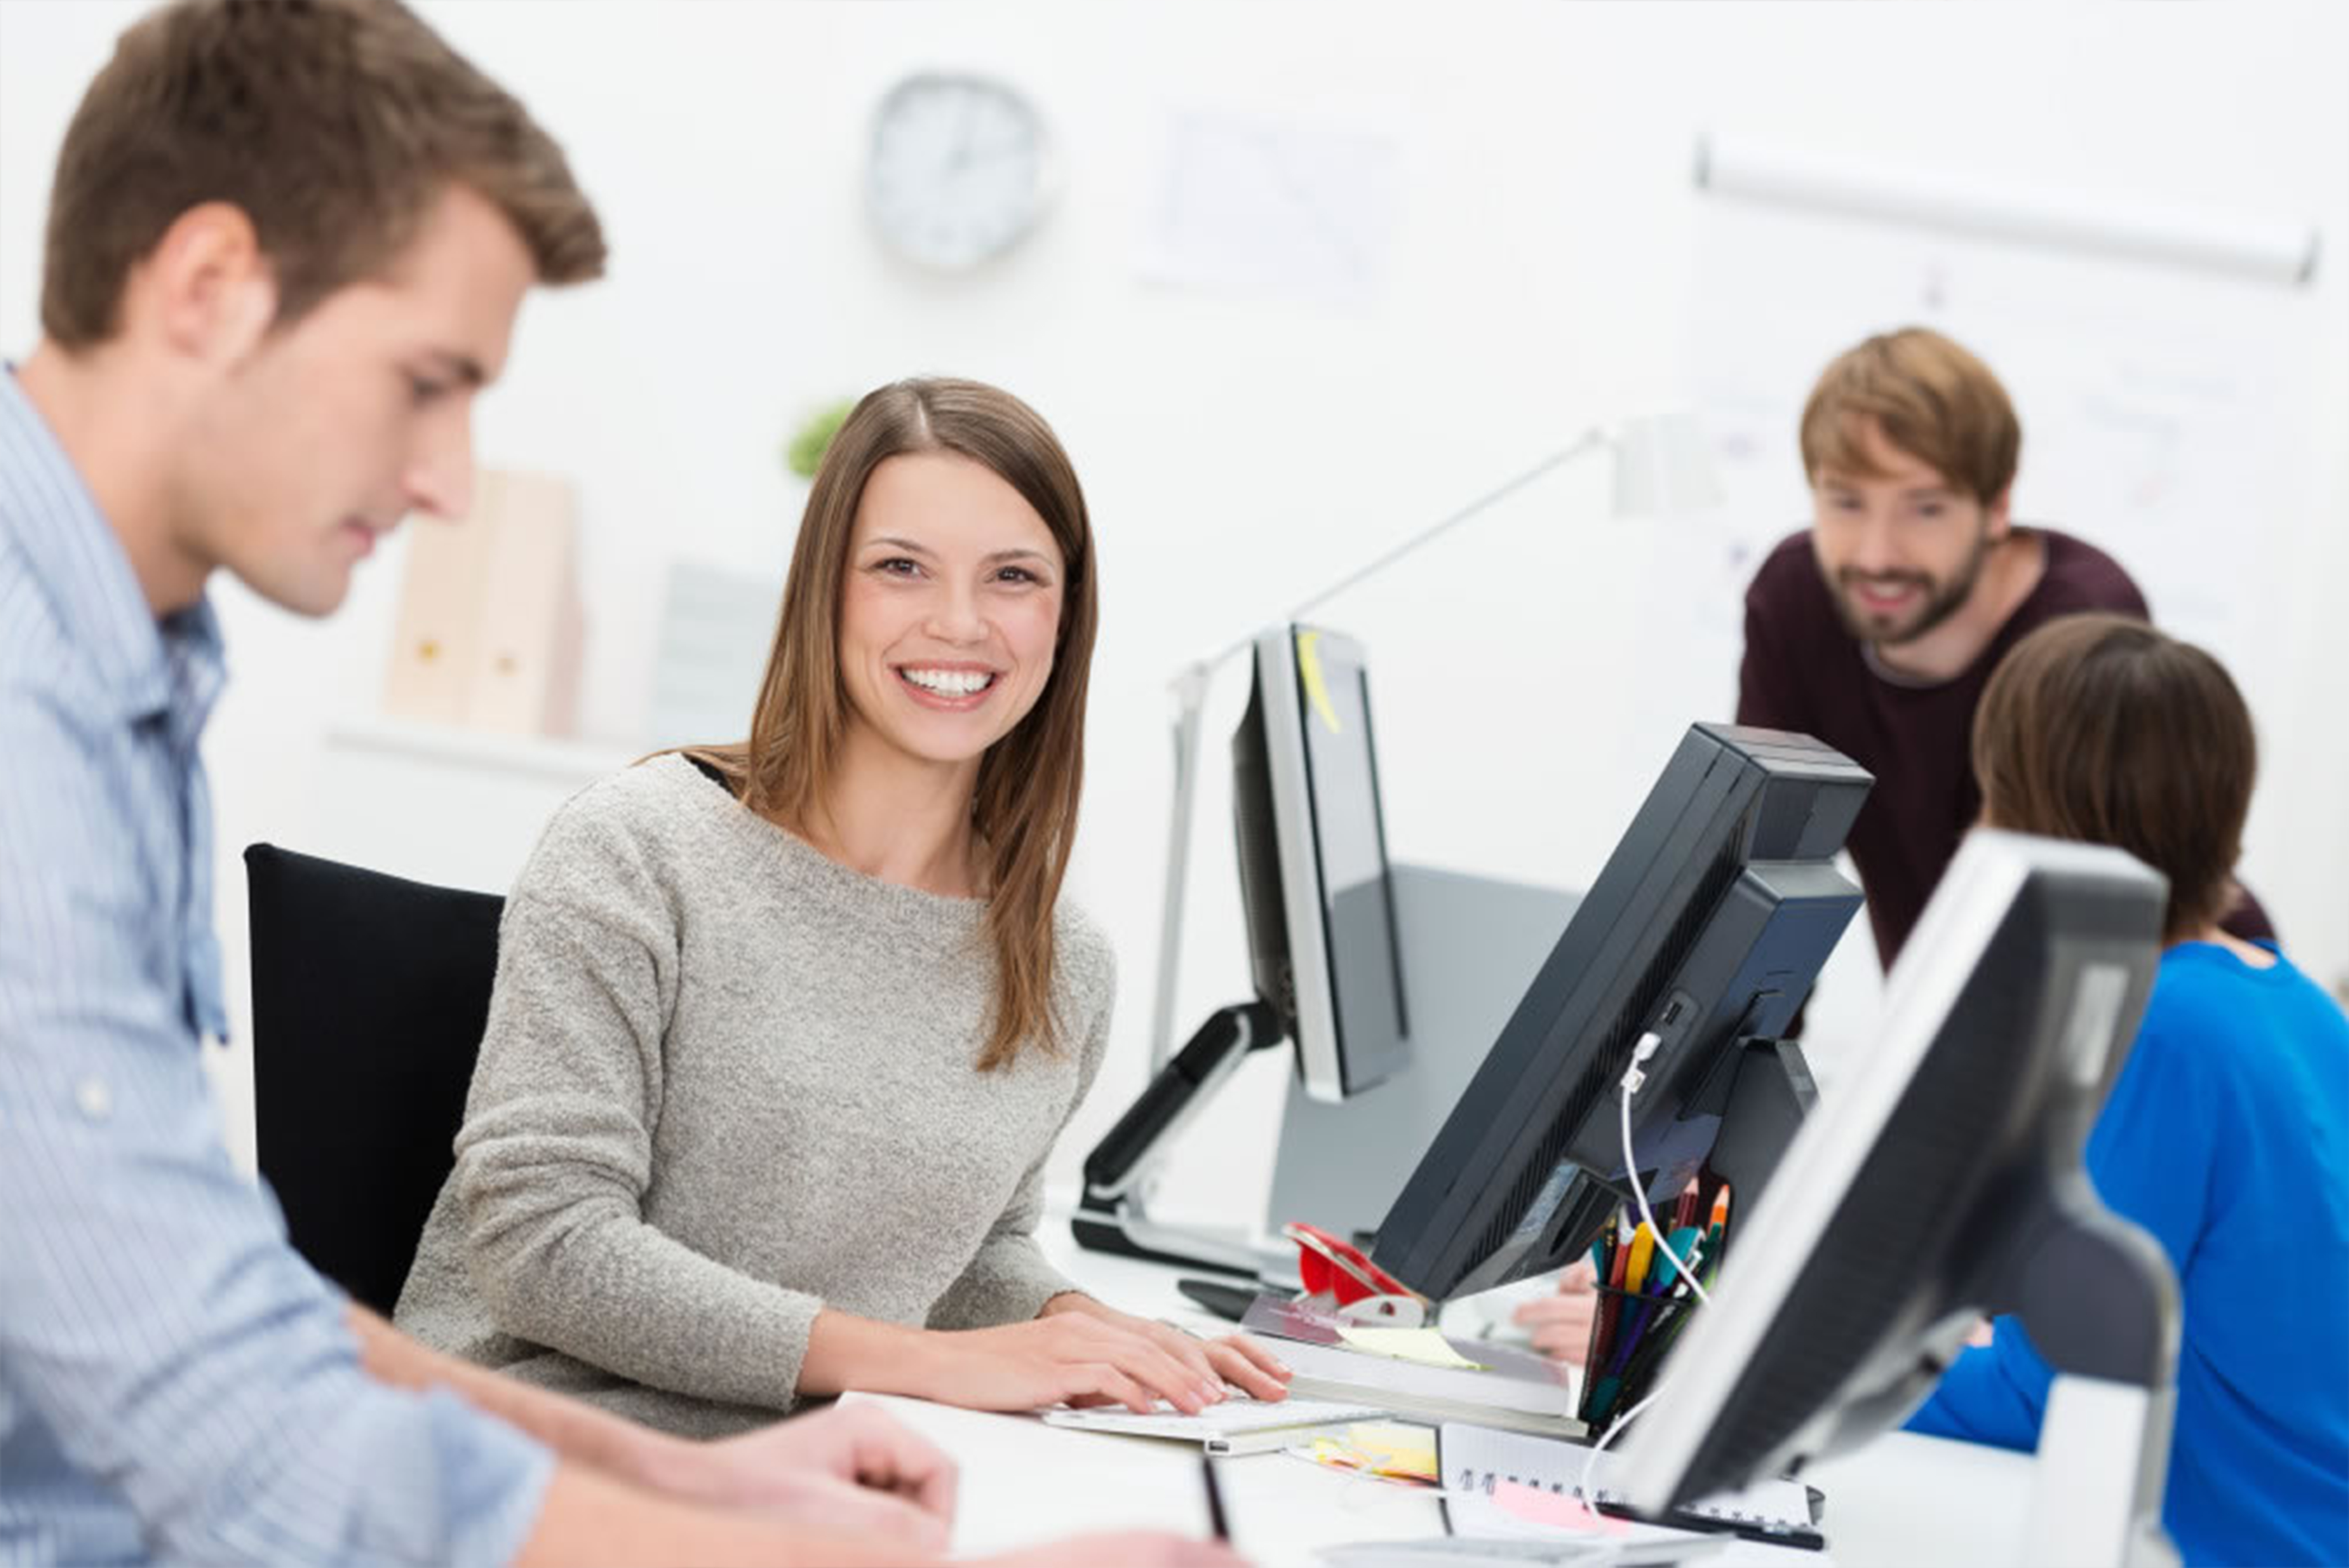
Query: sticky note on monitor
1335,1325,1489,1371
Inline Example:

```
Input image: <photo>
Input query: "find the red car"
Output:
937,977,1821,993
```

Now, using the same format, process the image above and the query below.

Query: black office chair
244,843,504,1316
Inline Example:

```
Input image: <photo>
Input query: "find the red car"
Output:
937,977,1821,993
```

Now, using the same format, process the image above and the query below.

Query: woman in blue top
1906,612,2349,1568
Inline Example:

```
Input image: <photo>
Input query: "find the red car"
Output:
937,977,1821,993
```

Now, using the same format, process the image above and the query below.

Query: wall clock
866,71,1056,271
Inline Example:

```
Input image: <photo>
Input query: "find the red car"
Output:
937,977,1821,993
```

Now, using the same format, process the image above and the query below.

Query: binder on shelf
382,467,584,738
381,485,495,727
465,470,584,737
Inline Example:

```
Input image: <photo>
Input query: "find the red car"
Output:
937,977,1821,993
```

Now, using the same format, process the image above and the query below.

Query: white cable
1574,1028,1718,1507
1577,1386,1666,1504
1617,1035,1713,1311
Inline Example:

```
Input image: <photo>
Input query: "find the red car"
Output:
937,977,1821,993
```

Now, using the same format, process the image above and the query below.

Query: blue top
0,368,554,1566
1908,939,2349,1568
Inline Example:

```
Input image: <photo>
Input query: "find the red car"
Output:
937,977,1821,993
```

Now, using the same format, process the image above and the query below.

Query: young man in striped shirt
0,5,1228,1567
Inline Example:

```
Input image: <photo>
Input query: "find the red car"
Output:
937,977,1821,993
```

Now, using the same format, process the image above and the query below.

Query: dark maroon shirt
1736,526,2273,968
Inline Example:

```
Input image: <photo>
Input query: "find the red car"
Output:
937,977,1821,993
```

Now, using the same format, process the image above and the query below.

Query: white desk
838,1205,2035,1567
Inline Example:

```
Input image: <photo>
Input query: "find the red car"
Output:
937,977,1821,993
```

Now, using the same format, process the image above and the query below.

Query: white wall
5,1,2346,1229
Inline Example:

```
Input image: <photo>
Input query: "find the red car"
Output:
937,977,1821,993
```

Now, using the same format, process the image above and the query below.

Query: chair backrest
244,843,504,1316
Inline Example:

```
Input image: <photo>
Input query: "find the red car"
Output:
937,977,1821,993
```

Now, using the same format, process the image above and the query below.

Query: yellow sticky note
1335,1325,1489,1371
1296,630,1343,734
1346,1420,1439,1483
1298,1423,1440,1487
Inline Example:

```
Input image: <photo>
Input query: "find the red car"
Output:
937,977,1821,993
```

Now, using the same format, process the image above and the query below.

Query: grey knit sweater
392,754,1113,1438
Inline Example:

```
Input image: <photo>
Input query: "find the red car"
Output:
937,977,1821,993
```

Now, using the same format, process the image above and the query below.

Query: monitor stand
1073,863,1579,1283
2035,1377,2178,1568
1069,996,1293,1279
2005,1175,2182,1568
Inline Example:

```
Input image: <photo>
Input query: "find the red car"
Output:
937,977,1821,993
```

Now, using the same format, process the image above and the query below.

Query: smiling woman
390,377,1292,1436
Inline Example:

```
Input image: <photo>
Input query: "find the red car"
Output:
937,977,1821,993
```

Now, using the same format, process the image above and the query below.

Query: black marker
1200,1454,1230,1542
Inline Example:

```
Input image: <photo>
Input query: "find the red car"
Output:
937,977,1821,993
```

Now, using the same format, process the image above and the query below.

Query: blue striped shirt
0,368,554,1566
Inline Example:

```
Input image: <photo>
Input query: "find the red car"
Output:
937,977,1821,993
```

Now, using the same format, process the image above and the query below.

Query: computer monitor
1370,723,1872,1302
1233,624,1410,1101
1073,624,1411,1271
1616,830,2174,1556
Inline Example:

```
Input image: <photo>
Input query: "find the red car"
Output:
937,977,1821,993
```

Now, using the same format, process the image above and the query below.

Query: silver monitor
1618,830,2177,1567
1233,625,1410,1101
1073,625,1415,1274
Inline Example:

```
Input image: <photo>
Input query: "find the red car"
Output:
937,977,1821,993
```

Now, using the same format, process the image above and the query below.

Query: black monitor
1232,624,1410,1101
1617,830,2176,1557
1369,723,1872,1302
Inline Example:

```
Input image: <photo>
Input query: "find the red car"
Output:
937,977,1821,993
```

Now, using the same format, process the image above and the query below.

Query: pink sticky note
1491,1480,1629,1535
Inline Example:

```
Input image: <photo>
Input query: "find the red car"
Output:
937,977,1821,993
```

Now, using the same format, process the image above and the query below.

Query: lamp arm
1285,424,1609,624
1149,664,1214,1067
1146,422,1610,1067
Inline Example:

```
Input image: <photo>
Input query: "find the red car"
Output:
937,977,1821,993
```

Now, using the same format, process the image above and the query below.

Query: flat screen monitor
1617,830,2168,1513
1232,625,1409,1102
1370,723,1872,1301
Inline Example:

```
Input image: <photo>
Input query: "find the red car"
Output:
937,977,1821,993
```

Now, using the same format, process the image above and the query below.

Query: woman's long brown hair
684,378,1099,1071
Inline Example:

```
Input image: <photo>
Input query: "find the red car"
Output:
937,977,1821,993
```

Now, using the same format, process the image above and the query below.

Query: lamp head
1609,411,1723,519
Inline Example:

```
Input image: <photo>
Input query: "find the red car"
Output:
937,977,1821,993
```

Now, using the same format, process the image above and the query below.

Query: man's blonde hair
1800,327,2019,505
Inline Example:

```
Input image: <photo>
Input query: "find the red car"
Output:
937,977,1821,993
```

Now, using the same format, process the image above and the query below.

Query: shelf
320,715,641,789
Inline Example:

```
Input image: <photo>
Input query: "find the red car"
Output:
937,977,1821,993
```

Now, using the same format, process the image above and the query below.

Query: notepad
1338,1326,1492,1371
1438,1421,1826,1550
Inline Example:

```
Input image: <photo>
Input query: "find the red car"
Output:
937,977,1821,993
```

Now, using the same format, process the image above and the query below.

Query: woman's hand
1038,1294,1292,1404
800,1297,1293,1416
1511,1258,1600,1365
908,1309,1239,1415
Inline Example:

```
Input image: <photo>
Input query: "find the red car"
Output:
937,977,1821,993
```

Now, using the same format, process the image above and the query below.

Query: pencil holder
1577,1282,1697,1427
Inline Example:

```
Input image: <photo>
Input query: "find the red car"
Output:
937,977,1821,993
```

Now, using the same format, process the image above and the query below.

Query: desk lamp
1144,413,1725,1069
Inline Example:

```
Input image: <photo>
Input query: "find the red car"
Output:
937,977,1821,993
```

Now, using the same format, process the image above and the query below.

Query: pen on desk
1200,1454,1230,1542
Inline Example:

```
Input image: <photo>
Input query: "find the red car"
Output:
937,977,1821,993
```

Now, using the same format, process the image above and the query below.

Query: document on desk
1040,1396,1386,1454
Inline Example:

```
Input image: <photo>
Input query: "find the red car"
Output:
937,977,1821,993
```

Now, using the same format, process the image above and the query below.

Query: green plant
785,397,857,480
